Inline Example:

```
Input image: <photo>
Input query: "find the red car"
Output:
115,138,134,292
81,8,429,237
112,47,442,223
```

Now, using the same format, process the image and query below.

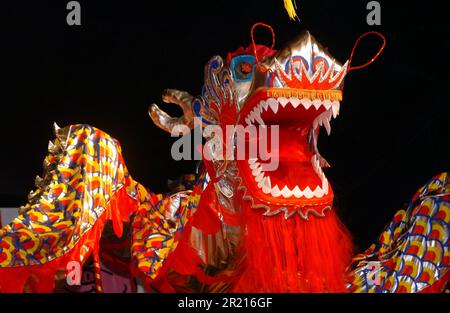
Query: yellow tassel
284,0,298,20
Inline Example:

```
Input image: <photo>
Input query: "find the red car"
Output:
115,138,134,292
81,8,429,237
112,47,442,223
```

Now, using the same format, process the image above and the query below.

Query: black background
1,293,448,311
2,0,449,250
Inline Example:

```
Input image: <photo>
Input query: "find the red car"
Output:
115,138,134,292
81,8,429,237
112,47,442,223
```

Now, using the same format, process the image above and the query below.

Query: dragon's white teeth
332,101,340,118
254,109,265,125
290,97,300,108
281,185,293,198
249,154,328,199
265,182,327,199
248,98,340,132
323,179,329,194
313,112,322,129
311,154,325,180
271,184,281,197
303,186,314,199
255,172,264,183
267,98,279,114
252,164,262,176
312,155,319,168
261,100,269,111
292,186,302,198
246,106,265,126
262,176,272,194
311,101,339,132
323,115,331,135
301,98,312,109
312,99,322,110
313,185,324,197
278,97,289,107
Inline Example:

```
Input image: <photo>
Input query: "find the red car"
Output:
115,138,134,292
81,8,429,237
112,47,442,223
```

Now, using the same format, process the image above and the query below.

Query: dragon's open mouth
237,89,340,207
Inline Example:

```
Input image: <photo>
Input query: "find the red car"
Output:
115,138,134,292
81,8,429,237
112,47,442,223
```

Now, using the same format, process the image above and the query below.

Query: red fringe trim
233,207,353,292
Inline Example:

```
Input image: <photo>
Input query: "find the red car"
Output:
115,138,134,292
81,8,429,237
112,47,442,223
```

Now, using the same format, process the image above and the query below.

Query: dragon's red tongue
246,127,310,159
248,127,322,190
271,128,312,161
268,161,322,190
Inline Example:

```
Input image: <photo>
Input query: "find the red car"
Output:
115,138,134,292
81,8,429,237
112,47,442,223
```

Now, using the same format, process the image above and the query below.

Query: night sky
3,0,449,249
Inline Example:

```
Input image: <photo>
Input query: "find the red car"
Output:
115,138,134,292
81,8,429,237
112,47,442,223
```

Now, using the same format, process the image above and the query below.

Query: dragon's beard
233,204,353,292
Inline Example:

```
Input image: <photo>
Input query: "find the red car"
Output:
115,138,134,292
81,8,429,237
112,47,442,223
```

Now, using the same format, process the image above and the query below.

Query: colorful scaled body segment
0,27,448,293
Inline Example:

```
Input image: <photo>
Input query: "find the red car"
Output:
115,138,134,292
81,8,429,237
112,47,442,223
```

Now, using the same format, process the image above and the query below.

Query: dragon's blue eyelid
230,54,256,82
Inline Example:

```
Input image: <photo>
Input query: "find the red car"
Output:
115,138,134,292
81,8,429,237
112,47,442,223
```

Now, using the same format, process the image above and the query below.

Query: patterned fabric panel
131,175,201,280
348,172,450,292
0,124,129,268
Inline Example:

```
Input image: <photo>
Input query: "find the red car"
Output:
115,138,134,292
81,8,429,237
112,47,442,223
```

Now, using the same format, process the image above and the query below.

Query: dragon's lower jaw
238,154,334,216
248,154,328,199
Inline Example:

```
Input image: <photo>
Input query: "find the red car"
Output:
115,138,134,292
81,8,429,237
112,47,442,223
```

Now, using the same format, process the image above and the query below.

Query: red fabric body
233,207,353,292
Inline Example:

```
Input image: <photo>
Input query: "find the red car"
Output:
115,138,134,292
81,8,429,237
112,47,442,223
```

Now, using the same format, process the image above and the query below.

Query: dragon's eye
240,62,253,74
230,54,256,82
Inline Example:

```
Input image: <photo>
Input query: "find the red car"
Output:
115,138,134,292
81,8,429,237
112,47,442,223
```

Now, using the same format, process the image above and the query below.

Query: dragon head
230,29,345,219
150,26,384,220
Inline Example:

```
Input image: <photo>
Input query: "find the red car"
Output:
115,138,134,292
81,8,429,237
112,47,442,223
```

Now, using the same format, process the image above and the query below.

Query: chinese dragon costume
0,21,449,293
